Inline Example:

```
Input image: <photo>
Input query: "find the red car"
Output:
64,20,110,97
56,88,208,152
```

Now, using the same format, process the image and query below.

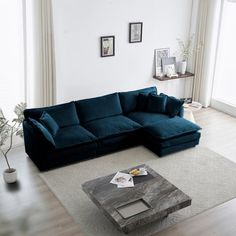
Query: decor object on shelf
23,87,201,171
101,36,115,57
0,102,26,183
179,60,187,74
154,48,170,77
176,35,194,74
129,22,143,43
161,57,177,75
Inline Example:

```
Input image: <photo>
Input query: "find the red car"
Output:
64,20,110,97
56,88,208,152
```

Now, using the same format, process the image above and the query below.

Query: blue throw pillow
146,94,167,114
29,118,56,147
160,93,184,117
40,112,59,136
119,87,158,113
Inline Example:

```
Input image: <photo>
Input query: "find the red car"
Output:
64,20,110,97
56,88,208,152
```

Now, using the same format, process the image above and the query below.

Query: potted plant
176,35,195,74
0,103,26,183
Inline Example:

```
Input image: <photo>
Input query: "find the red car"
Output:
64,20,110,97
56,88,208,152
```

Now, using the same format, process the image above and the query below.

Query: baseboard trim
211,99,236,117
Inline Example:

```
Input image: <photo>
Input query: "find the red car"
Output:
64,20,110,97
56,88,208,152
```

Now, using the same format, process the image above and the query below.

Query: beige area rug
40,146,236,236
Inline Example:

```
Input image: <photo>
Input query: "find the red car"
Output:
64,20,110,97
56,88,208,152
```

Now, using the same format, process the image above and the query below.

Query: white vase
3,168,17,184
179,60,187,74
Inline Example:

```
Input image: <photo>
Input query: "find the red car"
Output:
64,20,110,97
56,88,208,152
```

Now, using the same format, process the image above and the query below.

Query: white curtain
192,0,222,107
25,0,56,107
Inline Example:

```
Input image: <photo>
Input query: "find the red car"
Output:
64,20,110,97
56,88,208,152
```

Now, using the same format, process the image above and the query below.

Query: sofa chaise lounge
23,87,201,171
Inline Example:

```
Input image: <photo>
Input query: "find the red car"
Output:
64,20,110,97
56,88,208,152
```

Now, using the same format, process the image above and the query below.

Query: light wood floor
1,107,236,236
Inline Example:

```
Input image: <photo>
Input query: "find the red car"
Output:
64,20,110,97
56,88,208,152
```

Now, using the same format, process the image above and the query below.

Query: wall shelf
153,72,194,81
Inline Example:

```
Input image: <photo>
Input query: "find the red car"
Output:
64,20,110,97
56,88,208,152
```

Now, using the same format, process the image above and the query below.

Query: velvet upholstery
29,118,56,146
23,86,201,171
83,115,141,139
144,117,201,140
119,87,157,114
146,94,167,114
54,125,97,149
40,112,59,136
76,93,122,123
126,112,170,126
24,102,80,127
160,93,184,117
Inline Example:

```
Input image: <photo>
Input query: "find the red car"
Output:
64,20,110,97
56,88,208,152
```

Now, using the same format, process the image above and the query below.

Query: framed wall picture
129,22,143,43
154,48,170,76
101,36,115,57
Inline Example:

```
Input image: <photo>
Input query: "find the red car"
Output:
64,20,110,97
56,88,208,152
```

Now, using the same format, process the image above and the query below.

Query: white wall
52,0,193,103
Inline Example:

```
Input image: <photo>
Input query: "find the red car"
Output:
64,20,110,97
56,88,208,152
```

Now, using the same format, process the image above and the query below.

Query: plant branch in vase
176,35,203,74
176,35,195,74
0,102,26,183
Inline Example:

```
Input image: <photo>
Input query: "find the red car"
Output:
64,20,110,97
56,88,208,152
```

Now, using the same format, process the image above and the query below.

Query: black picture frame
101,36,115,57
129,22,143,43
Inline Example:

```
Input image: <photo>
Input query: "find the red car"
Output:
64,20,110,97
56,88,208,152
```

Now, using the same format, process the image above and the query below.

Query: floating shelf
153,72,194,81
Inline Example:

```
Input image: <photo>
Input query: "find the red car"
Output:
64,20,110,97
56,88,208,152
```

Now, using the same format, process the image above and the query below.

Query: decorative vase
179,60,187,74
3,168,17,183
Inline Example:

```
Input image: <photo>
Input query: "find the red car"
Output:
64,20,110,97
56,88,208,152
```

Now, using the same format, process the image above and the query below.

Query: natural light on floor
212,0,236,107
0,0,25,119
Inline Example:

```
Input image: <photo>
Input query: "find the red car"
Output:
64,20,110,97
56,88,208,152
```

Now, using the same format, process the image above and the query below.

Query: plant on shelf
176,35,195,74
0,102,26,183
176,35,203,74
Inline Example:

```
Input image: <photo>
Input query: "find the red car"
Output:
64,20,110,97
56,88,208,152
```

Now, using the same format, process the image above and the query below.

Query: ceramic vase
179,60,187,74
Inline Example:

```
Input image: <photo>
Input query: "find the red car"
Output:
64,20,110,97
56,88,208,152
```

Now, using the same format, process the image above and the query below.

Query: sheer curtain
211,0,236,116
191,0,222,107
0,1,25,119
25,0,56,108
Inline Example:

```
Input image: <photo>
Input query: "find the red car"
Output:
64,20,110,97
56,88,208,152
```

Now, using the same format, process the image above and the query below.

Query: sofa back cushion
76,93,122,123
24,102,80,127
119,87,157,114
136,93,149,111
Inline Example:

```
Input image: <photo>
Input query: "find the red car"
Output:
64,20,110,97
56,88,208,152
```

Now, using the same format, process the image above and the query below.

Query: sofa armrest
23,120,55,157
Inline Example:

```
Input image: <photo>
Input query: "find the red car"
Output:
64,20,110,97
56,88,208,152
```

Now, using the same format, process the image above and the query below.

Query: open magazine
110,168,148,188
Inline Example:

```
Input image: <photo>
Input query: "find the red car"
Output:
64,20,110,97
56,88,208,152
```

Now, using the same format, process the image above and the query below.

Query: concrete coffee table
82,164,191,234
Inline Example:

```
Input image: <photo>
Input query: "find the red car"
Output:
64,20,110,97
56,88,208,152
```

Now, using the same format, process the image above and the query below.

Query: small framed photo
161,57,176,74
101,36,115,57
129,22,143,43
154,48,170,76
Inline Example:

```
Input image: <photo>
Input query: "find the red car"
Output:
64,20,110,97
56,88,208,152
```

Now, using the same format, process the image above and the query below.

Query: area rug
40,146,236,236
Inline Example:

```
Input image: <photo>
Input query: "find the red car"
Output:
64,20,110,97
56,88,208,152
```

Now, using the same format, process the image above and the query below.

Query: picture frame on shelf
129,22,143,43
161,57,177,75
101,36,115,57
154,48,170,77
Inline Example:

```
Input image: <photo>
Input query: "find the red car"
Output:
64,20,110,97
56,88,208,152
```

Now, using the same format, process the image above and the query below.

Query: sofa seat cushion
54,125,97,149
126,112,170,126
76,93,122,123
145,117,201,140
119,87,157,114
83,115,142,139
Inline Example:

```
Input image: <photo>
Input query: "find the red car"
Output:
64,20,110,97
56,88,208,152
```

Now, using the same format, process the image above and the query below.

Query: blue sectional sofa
23,87,201,171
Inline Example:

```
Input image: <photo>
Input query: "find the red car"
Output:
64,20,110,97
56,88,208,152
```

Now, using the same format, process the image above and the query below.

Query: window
0,0,25,119
212,0,236,108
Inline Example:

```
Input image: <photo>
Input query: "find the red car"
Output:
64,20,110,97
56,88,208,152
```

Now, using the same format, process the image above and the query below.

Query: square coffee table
82,164,191,234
